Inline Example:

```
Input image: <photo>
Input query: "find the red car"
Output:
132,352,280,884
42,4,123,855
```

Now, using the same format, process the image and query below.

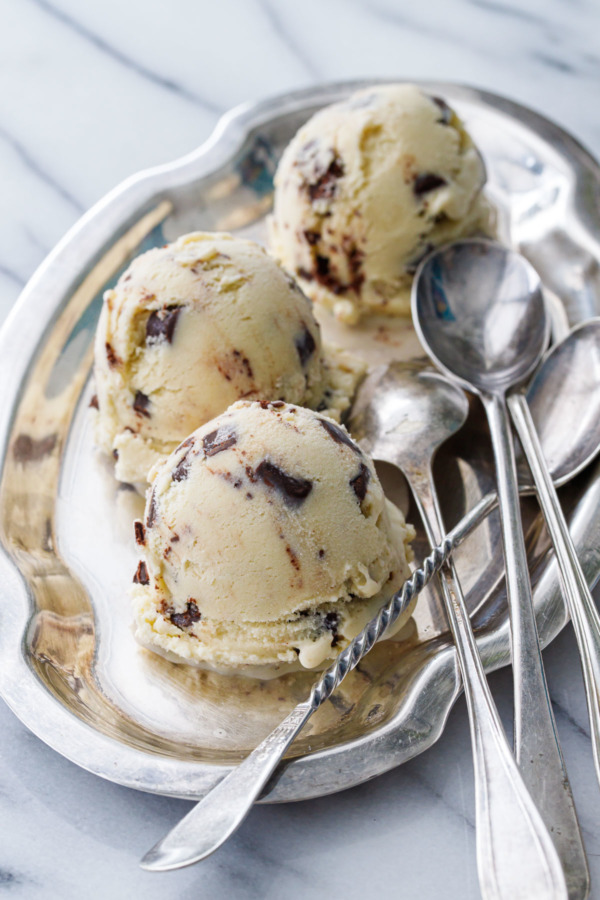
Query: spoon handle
408,469,567,900
509,391,600,788
482,393,589,900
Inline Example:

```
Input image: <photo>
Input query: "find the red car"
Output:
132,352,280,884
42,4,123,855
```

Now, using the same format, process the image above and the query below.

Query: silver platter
1,81,600,803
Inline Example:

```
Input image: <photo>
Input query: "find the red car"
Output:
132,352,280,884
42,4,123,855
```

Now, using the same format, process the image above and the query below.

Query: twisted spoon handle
140,537,454,872
509,391,600,789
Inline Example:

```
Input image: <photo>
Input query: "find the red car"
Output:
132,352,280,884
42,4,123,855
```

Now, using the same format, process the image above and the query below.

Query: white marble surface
2,0,600,897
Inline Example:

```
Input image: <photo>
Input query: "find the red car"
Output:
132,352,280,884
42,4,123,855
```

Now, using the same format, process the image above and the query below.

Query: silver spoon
413,238,588,900
349,364,567,900
508,319,600,790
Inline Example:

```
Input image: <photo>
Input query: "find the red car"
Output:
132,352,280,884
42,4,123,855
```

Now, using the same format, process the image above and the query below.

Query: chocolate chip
89,394,99,410
172,446,193,482
146,491,158,528
134,520,146,545
112,448,119,461
105,342,121,368
133,391,151,418
295,325,316,367
350,463,370,503
133,560,149,585
430,95,452,125
285,545,300,571
168,600,201,630
12,433,57,463
308,156,345,203
413,173,447,196
232,349,253,379
146,306,182,344
319,418,360,452
323,611,340,646
171,533,180,543
270,400,285,409
304,243,364,297
303,229,320,246
255,460,312,506
318,549,325,559
203,426,237,457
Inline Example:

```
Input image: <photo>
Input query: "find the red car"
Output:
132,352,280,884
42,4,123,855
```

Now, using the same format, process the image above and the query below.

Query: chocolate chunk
430,95,452,125
255,460,312,506
232,349,253,379
146,491,158,528
350,463,370,503
133,560,149,585
12,433,57,463
318,549,325,559
168,600,201,630
112,448,119,461
105,342,121,368
319,418,360,452
308,156,345,203
413,173,447,196
172,443,194,482
203,426,237,457
172,457,190,482
146,306,182,344
303,229,320,246
270,400,285,409
133,391,151,418
305,243,364,297
295,325,316,367
134,520,146,546
285,545,300,571
89,394,99,410
323,611,340,646
171,533,180,543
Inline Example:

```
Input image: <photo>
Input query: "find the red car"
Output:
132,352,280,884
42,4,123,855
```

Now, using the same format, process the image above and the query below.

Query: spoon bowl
349,360,468,468
525,318,600,486
413,239,549,395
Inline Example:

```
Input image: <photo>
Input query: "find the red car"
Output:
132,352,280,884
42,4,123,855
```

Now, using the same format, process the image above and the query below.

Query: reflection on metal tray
0,81,600,803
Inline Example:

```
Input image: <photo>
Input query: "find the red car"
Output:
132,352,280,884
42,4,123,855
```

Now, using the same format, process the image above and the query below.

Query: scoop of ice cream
93,232,364,484
132,400,415,676
269,83,492,324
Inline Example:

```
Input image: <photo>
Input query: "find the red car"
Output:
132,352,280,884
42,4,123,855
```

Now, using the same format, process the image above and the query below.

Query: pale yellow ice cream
132,400,415,677
93,232,364,484
269,83,492,324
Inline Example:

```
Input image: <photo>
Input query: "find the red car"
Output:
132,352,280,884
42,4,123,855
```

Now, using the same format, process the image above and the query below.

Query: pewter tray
1,81,600,802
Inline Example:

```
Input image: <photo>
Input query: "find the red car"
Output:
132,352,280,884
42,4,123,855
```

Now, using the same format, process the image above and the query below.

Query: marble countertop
3,1,600,897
